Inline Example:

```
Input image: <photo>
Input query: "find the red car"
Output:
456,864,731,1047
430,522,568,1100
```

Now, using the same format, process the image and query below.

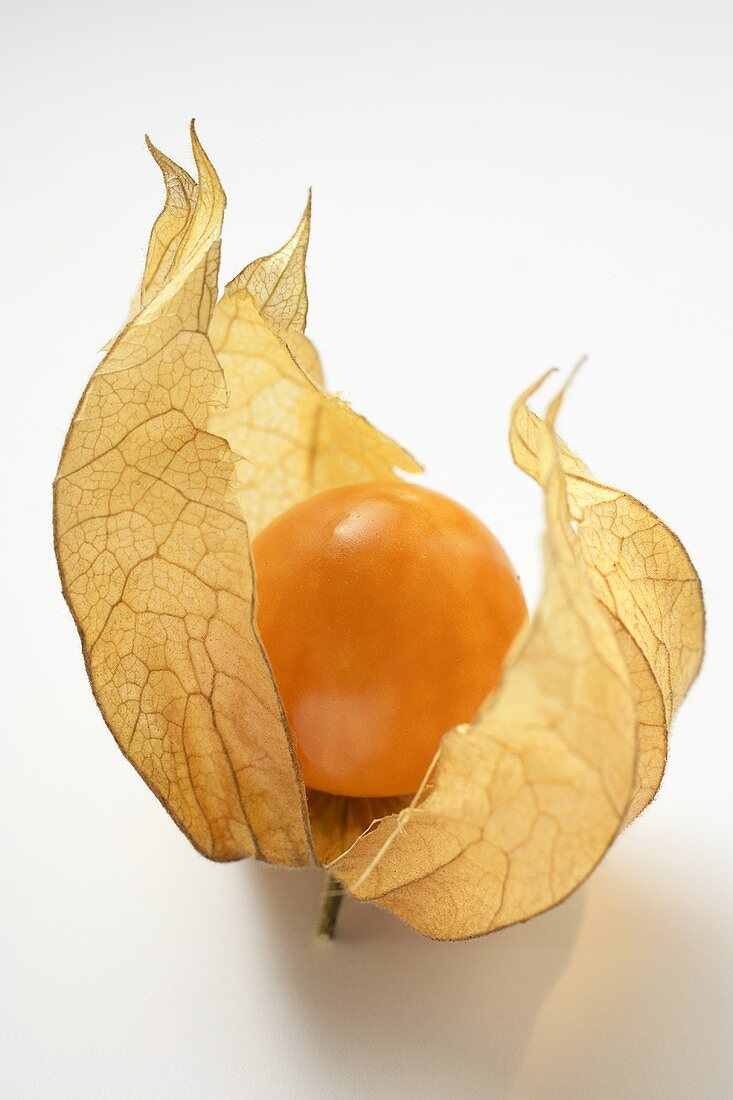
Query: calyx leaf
54,126,312,864
208,271,420,539
510,372,704,822
229,192,312,336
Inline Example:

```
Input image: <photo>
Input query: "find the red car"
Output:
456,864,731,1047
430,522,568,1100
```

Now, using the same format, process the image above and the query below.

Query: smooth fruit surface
252,481,527,797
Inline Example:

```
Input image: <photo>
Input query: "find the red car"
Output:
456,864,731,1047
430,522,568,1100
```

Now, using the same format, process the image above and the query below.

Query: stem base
315,873,345,940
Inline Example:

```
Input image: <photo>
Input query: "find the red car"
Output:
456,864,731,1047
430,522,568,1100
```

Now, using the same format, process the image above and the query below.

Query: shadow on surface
513,855,733,1099
247,862,584,1098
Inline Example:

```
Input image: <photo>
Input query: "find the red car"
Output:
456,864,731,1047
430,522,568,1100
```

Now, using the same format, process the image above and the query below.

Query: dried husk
54,129,704,940
54,126,311,865
207,232,420,538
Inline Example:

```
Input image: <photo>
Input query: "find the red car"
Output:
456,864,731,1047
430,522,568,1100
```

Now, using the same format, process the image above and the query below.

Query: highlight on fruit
53,124,704,941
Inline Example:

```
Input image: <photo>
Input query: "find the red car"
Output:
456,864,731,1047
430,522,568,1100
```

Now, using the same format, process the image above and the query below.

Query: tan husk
54,129,704,940
54,126,311,865
207,239,421,539
510,373,704,823
220,190,325,385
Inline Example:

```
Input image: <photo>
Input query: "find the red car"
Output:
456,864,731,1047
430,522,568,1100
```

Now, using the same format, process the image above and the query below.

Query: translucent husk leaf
229,192,312,336
222,194,324,383
54,126,312,865
207,280,421,539
135,138,196,312
510,373,704,823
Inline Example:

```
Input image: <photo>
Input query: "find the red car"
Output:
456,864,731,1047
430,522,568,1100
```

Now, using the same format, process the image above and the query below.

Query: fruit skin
252,481,528,798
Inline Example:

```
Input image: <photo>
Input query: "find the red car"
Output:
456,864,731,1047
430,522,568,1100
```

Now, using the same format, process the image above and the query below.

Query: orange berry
252,481,527,798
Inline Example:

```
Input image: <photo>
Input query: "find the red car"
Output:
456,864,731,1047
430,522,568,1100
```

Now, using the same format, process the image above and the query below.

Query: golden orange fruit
253,481,528,797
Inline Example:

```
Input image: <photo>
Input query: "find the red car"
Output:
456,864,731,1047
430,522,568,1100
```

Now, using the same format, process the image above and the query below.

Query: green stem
315,872,345,940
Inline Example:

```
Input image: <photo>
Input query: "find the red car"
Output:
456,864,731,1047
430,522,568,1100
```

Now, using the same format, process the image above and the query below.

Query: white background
2,2,732,1097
